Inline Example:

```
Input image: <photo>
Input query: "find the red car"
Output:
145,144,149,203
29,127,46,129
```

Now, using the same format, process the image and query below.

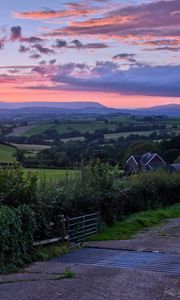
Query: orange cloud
12,7,97,20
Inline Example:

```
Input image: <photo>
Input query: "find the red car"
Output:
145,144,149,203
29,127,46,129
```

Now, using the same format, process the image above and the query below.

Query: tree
163,149,180,164
175,155,180,163
124,141,159,161
14,149,25,163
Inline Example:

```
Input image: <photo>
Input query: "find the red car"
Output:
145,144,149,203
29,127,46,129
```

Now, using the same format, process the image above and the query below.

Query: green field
0,144,16,163
25,124,54,137
23,168,79,180
89,203,180,241
104,129,180,140
12,143,51,151
61,136,85,143
54,121,117,134
104,131,156,139
22,121,118,137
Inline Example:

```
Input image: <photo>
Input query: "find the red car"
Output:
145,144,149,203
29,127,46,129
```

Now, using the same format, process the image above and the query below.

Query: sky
0,0,180,108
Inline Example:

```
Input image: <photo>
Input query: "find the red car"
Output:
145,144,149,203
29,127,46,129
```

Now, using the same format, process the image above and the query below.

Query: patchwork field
6,115,180,142
25,124,54,137
7,125,37,137
0,144,16,163
104,129,180,140
12,121,118,137
54,121,117,134
12,143,51,151
61,136,85,143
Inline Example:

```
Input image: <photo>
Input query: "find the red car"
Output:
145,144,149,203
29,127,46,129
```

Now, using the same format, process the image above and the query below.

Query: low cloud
28,62,180,97
53,39,108,49
10,26,22,41
19,45,30,53
33,44,55,55
144,46,180,52
21,36,44,43
49,59,56,65
29,54,41,59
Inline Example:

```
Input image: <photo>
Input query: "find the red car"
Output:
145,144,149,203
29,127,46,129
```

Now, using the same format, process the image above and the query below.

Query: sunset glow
0,0,180,108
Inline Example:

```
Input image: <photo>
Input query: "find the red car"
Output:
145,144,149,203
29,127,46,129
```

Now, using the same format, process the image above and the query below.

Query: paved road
0,218,179,300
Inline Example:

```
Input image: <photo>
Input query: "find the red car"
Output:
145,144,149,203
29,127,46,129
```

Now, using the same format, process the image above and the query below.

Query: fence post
60,214,69,241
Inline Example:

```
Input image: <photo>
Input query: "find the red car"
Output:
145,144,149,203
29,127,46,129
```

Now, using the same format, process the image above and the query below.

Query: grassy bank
89,203,180,241
23,168,79,180
0,144,16,163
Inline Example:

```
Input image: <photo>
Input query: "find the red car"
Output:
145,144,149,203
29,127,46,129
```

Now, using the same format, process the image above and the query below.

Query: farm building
125,152,167,174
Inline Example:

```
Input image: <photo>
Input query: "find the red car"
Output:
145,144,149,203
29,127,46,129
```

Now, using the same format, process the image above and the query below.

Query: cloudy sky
0,0,180,107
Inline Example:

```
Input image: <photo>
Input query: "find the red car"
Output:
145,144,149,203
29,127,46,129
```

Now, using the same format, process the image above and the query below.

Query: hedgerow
0,164,180,273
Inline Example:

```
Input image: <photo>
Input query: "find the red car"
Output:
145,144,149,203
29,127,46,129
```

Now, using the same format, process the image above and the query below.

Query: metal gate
68,213,98,242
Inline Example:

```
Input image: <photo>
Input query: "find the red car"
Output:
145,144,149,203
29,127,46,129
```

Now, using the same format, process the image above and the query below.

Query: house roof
141,152,155,164
126,152,166,165
133,155,141,164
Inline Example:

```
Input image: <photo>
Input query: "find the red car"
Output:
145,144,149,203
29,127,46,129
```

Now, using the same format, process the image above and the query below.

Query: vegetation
89,203,180,241
0,114,180,273
23,168,78,181
0,143,16,163
34,242,72,261
0,205,36,273
2,114,179,168
0,163,180,273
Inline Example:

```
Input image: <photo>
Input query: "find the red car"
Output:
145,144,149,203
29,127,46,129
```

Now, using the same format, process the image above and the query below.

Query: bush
0,205,36,273
0,164,180,273
0,167,37,207
52,165,180,225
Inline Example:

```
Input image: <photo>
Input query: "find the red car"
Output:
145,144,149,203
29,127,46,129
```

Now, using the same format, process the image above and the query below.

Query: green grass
104,129,180,140
25,124,54,137
0,144,16,163
35,242,71,261
89,203,180,241
104,131,155,139
24,121,118,136
23,168,79,180
54,121,117,134
56,268,76,279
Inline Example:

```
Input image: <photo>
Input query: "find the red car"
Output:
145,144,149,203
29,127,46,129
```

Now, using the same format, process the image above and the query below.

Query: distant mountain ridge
0,101,105,109
136,103,180,116
0,102,179,117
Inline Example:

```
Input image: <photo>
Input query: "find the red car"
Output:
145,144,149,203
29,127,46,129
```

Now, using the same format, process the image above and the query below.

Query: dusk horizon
0,100,180,109
0,0,180,107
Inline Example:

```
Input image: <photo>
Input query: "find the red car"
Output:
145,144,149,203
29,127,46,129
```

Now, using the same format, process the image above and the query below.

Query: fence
68,212,99,242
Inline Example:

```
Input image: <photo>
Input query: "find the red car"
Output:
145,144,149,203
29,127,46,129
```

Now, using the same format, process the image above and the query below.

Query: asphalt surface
0,218,179,300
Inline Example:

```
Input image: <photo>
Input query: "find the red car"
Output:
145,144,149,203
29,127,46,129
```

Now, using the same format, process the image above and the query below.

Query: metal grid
68,213,98,242
54,248,180,275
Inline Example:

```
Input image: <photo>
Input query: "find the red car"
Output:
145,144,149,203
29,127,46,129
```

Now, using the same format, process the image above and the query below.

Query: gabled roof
126,155,141,165
126,153,166,166
133,155,142,164
141,152,155,164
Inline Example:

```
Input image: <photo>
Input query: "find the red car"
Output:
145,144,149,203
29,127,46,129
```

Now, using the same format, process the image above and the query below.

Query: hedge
0,205,36,273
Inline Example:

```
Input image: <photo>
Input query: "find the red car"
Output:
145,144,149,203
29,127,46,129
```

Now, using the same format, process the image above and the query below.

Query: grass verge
34,242,78,261
89,203,180,241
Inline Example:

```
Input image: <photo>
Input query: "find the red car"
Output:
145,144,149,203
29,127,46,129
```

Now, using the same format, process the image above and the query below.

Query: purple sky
0,0,180,107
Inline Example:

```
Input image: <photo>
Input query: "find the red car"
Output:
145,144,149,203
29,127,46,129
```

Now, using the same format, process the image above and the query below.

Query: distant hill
0,101,106,110
0,102,179,117
134,104,180,117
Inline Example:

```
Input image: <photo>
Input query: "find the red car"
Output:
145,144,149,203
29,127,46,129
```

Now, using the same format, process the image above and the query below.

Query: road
0,218,180,300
